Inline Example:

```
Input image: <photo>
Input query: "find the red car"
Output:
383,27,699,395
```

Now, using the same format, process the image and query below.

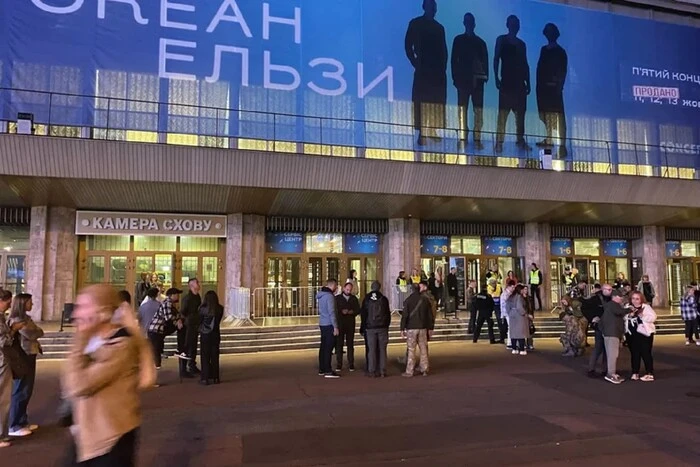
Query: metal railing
223,287,255,327
1,86,698,179
252,286,322,319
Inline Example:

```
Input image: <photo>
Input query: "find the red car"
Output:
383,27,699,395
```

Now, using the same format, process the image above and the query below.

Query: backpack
367,294,386,327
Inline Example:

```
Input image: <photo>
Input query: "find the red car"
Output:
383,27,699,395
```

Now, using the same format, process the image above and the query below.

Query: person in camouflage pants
401,282,435,377
559,297,586,356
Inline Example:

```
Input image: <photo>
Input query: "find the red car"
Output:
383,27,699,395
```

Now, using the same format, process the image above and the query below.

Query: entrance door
604,258,629,285
265,257,303,316
131,254,173,297
82,254,129,291
668,259,692,305
347,257,379,298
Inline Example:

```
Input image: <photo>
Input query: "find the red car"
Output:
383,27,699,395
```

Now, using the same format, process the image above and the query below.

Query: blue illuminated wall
1,0,699,165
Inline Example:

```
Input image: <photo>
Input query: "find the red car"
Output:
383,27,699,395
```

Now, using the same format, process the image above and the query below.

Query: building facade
1,0,700,320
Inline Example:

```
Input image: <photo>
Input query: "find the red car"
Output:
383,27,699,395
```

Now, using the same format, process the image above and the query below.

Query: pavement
4,335,700,466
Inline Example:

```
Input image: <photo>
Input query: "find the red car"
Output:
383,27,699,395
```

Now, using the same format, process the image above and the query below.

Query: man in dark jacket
600,289,627,385
178,278,202,376
447,268,459,300
360,281,391,377
472,288,496,344
401,281,435,377
335,282,360,372
584,283,611,377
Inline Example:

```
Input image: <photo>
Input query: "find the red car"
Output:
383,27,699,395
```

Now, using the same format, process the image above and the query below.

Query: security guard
529,263,543,311
472,288,496,344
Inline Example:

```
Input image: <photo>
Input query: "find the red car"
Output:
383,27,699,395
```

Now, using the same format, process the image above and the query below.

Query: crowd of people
0,277,221,464
318,277,438,379
0,264,686,461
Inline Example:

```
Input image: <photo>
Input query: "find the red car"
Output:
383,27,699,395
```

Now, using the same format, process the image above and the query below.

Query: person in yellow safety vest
396,271,409,293
410,268,422,286
529,263,543,311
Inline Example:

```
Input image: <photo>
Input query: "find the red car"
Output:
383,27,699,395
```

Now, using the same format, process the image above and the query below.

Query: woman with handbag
0,290,17,448
199,291,224,386
8,293,43,437
625,291,657,382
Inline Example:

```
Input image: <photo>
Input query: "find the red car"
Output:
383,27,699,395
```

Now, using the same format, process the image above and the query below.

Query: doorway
667,259,693,305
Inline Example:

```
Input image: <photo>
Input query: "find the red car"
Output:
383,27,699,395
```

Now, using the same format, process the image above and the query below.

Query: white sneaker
686,341,691,346
630,374,640,381
640,374,655,382
519,351,528,356
511,350,519,355
8,428,32,437
695,341,700,347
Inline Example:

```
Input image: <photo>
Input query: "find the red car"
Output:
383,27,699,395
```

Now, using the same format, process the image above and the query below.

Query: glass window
0,227,30,251
681,241,698,258
180,237,219,252
181,257,199,285
86,235,130,251
574,239,600,257
450,237,481,255
86,256,105,283
305,233,343,254
134,236,177,252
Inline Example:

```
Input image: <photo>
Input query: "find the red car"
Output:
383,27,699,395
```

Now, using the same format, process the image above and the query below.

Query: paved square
4,336,700,466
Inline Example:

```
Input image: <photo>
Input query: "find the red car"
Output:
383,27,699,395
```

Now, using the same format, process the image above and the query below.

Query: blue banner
421,235,449,256
666,241,682,258
483,237,515,256
602,239,629,257
2,1,700,166
345,234,379,255
550,238,573,256
266,232,303,254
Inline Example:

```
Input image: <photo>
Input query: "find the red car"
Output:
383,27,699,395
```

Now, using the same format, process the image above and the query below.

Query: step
36,315,688,359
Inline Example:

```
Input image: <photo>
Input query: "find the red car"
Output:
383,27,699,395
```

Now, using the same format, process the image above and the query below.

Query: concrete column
633,226,667,308
241,214,265,292
519,223,551,310
27,206,77,321
404,218,421,275
225,213,243,290
382,218,421,311
225,213,265,291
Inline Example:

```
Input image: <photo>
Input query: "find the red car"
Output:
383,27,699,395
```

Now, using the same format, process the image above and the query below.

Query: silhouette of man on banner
405,0,447,145
452,13,488,150
536,23,568,158
494,15,531,153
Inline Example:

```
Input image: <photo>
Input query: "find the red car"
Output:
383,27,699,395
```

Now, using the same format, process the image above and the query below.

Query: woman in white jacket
624,291,657,382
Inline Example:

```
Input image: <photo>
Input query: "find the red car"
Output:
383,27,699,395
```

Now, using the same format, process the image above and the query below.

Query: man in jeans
361,281,391,377
401,281,435,377
316,279,339,378
600,289,627,384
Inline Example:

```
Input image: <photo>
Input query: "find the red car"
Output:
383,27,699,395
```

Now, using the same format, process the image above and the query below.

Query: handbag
2,337,28,379
529,322,537,336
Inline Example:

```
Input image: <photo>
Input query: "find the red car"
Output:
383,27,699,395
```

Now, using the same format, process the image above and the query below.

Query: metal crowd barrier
223,287,255,327
391,285,412,315
251,286,322,319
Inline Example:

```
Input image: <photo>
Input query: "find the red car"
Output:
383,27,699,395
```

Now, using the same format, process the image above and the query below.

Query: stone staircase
36,314,686,360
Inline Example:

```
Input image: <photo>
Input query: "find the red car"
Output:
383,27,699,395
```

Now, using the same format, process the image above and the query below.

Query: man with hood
317,279,340,378
360,281,392,377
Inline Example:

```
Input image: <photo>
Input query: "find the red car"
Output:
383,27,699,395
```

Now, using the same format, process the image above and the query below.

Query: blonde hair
79,284,121,323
